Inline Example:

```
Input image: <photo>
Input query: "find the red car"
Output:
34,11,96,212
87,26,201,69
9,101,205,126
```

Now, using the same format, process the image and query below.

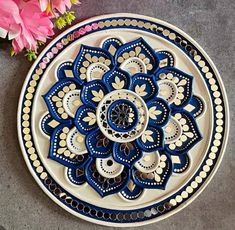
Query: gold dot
61,113,68,119
24,100,31,107
174,113,182,120
139,54,145,59
175,195,183,203
63,86,70,93
104,59,111,66
194,55,201,62
195,176,202,184
170,199,177,206
36,68,43,75
216,119,223,126
98,21,104,28
76,135,84,143
122,52,129,59
211,85,218,91
63,127,69,133
80,74,86,80
64,150,70,157
26,141,33,148
27,87,35,93
25,93,33,100
209,78,216,85
69,84,76,90
32,74,40,80
22,121,29,127
137,21,144,27
59,140,66,147
33,160,40,167
213,140,221,146
118,19,125,26
206,159,213,166
156,167,163,174
206,72,213,79
146,64,153,70
23,107,30,114
181,191,188,198
117,57,124,63
191,181,198,188
198,60,205,67
163,29,170,36
60,133,67,140
56,101,62,107
83,61,90,67
40,172,47,179
28,147,35,154
30,154,37,161
215,98,222,105
169,144,176,150
169,33,176,40
202,66,209,73
176,140,182,147
24,134,31,141
216,112,223,119
213,91,220,98
91,56,98,63
144,22,151,29
99,57,105,63
186,186,193,193
200,171,207,178
23,128,30,134
58,108,64,114
131,19,138,26
23,114,29,121
30,80,37,87
36,166,43,173
203,165,210,172
209,152,216,159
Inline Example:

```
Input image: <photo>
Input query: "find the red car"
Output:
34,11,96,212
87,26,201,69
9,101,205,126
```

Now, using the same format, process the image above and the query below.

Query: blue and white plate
17,13,229,226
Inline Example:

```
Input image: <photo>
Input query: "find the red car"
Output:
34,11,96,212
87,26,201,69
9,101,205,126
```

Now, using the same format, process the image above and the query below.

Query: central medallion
96,89,149,143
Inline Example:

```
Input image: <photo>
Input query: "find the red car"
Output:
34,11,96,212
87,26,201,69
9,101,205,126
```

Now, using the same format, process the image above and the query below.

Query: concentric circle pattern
18,14,229,227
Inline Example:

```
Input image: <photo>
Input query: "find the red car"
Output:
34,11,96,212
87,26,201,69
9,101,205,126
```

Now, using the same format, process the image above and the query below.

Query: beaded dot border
18,16,227,225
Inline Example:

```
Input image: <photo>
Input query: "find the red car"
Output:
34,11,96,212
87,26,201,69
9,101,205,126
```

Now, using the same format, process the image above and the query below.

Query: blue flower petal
165,111,202,154
86,129,113,158
43,79,81,123
184,95,206,119
147,98,170,127
74,105,98,135
85,158,130,197
115,38,159,74
113,141,143,168
171,153,191,173
156,67,193,108
101,37,124,56
132,152,172,189
57,61,82,83
156,50,175,68
49,124,89,169
73,45,114,81
137,126,164,152
102,67,131,91
66,167,87,185
40,113,59,136
80,80,108,107
120,180,144,200
130,73,158,101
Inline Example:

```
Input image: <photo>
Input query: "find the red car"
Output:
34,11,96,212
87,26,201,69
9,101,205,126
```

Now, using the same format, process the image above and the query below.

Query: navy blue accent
156,50,175,68
113,141,143,168
73,44,115,81
102,67,131,91
115,37,159,73
74,105,97,135
49,124,89,169
147,98,171,127
156,67,193,109
80,79,108,107
188,95,205,118
67,167,87,185
102,37,123,56
136,126,164,152
132,151,172,189
85,158,131,197
41,113,56,136
120,179,143,200
43,78,81,123
85,129,113,158
107,99,138,132
165,110,203,155
130,73,159,101
171,153,190,173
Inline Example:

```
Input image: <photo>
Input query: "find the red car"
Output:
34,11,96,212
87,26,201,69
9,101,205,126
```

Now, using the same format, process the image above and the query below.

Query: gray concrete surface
0,0,234,229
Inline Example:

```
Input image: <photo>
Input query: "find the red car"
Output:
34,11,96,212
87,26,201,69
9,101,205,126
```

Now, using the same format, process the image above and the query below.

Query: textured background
0,0,234,229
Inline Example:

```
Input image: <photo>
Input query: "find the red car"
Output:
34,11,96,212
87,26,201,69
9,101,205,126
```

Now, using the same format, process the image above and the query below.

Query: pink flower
39,0,79,15
0,0,54,53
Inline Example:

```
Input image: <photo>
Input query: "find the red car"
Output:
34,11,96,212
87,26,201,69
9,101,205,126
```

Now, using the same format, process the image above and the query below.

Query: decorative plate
17,13,229,227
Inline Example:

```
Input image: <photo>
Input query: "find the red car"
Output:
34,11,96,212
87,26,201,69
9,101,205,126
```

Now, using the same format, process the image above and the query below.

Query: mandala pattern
42,37,205,200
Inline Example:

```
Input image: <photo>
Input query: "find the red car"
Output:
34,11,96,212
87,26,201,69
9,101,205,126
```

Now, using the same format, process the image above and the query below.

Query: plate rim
17,13,230,227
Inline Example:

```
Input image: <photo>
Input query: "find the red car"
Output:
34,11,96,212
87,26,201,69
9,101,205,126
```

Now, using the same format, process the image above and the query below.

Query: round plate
17,13,229,227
